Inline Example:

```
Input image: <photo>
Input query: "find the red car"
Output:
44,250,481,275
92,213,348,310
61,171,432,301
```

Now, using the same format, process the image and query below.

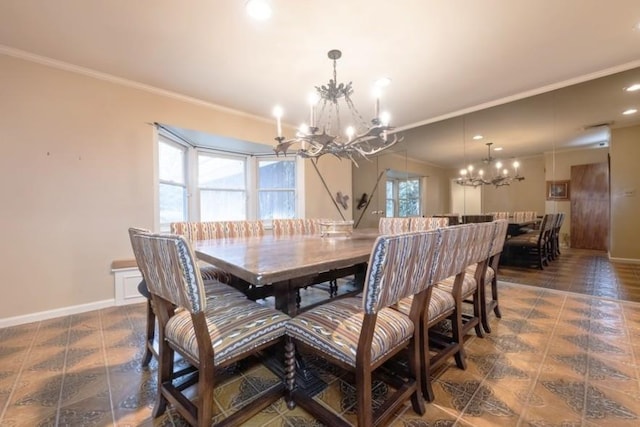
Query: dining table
194,230,380,394
193,230,379,316
507,220,537,237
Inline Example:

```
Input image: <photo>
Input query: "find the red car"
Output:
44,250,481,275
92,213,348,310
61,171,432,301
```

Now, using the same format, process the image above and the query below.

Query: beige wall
610,126,640,260
352,151,450,229
0,54,351,320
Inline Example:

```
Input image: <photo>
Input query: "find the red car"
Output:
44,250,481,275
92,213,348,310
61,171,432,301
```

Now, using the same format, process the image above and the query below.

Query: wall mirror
353,66,640,247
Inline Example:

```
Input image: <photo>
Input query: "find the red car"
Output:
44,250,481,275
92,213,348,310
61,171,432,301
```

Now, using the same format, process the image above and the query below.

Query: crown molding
0,44,273,125
397,59,640,132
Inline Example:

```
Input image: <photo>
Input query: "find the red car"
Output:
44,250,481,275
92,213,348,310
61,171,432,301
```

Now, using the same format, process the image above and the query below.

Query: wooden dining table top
193,230,380,286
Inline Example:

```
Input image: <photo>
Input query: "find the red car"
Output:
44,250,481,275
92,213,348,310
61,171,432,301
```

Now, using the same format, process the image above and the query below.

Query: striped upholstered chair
491,211,509,220
272,218,306,236
410,216,449,231
220,220,265,238
130,229,289,427
285,230,443,426
378,217,411,234
395,223,479,401
129,228,247,367
271,218,325,236
433,221,495,340
478,219,509,332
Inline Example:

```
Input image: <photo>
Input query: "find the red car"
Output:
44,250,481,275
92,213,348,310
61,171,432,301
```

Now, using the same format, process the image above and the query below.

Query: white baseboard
0,299,116,329
608,255,640,264
0,266,149,328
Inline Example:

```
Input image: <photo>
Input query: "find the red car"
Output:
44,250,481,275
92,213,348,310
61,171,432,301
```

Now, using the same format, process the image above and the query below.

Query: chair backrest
378,217,411,234
410,216,449,231
220,220,265,238
303,218,325,235
513,211,537,222
511,211,525,222
170,221,224,240
272,218,326,236
466,221,495,266
171,221,264,240
535,214,554,243
129,229,206,314
429,224,474,284
554,212,565,230
489,219,509,257
361,230,442,314
272,219,305,236
525,211,538,221
491,212,509,220
128,226,152,279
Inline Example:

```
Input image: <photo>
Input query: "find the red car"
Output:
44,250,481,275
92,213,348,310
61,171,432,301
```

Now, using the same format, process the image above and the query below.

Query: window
157,132,298,229
257,159,296,220
199,153,247,221
386,177,421,217
158,137,188,230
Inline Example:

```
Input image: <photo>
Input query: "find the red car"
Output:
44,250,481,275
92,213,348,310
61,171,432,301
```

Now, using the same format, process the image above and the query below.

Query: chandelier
457,142,525,187
272,49,402,165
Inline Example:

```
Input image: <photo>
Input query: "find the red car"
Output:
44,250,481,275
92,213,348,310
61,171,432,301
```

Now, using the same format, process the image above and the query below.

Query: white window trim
386,177,422,217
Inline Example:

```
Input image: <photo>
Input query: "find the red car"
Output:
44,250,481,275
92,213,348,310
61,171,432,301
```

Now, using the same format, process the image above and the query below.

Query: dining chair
394,224,480,401
272,218,307,236
478,219,509,333
434,221,495,337
504,214,555,269
221,220,265,238
455,220,509,334
409,216,449,231
378,217,411,234
129,228,248,367
285,230,442,426
130,229,290,427
490,211,509,220
551,212,565,259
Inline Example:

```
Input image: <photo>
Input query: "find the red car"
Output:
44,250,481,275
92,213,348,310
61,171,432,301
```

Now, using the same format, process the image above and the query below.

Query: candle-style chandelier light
272,49,401,165
457,142,525,187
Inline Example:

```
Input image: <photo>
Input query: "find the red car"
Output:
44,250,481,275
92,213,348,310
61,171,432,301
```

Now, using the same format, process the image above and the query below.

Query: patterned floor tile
2,248,640,425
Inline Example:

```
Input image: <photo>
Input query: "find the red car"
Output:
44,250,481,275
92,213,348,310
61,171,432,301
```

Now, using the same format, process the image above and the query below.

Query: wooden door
570,162,609,250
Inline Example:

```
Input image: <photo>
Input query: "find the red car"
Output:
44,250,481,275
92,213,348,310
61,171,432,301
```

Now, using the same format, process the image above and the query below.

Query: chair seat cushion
286,297,414,368
396,287,455,323
465,264,495,283
200,265,232,284
506,233,541,246
165,299,289,365
435,274,477,297
203,280,247,301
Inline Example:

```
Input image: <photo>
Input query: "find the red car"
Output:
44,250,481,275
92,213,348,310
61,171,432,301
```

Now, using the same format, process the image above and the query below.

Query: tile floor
1,248,639,426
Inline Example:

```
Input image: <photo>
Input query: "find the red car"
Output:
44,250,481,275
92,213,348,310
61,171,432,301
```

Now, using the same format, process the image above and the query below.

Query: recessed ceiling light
493,147,503,151
623,108,637,115
375,77,392,87
625,83,640,92
246,0,272,21
472,135,483,140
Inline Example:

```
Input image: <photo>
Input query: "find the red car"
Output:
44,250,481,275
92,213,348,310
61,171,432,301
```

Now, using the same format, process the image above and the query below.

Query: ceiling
1,0,639,167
